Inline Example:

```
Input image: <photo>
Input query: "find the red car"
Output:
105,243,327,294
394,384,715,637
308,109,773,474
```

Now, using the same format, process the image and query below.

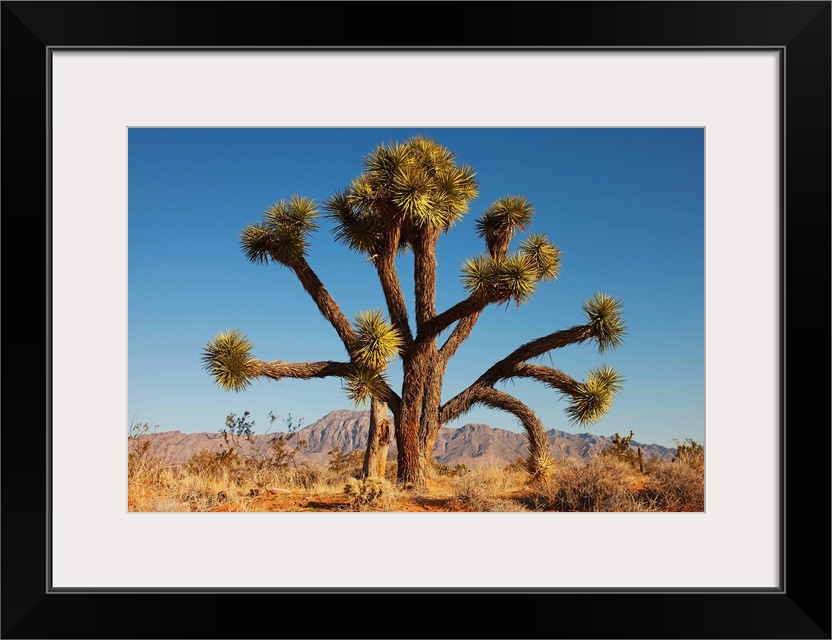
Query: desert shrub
644,459,704,511
383,456,398,484
450,468,524,511
327,447,365,478
530,456,642,512
127,421,182,497
343,477,397,511
503,458,528,474
429,459,470,479
184,411,308,488
672,438,704,472
482,498,528,512
186,447,246,485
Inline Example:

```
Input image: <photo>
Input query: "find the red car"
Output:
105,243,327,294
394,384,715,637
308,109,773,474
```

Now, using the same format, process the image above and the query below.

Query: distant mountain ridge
138,409,675,467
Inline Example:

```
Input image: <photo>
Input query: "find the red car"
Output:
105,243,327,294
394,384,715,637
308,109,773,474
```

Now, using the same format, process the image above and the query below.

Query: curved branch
498,363,582,396
439,324,593,423
481,325,594,378
447,386,549,466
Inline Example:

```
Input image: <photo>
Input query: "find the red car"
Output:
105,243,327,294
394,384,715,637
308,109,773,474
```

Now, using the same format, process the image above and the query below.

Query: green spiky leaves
323,190,384,255
343,309,402,407
461,252,539,306
519,233,561,283
343,367,390,407
565,364,624,426
335,136,479,234
351,309,404,368
240,195,319,266
201,329,255,393
476,195,535,257
525,451,555,481
582,292,626,354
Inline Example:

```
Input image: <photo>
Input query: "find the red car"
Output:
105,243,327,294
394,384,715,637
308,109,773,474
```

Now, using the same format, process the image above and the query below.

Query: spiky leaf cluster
351,309,403,368
201,329,255,392
582,292,626,354
343,366,390,407
519,233,562,282
461,252,540,306
323,190,385,255
525,451,555,482
476,195,535,257
240,195,320,266
565,364,624,425
325,136,479,250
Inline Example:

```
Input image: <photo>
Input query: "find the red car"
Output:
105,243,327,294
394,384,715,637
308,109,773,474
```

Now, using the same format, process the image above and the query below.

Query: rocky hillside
136,409,675,467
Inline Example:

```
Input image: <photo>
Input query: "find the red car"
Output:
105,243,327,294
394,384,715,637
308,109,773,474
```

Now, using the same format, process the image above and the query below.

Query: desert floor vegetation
128,423,704,513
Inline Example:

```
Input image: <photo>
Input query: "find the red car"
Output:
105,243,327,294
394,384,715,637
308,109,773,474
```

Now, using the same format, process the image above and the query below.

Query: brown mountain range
136,409,675,468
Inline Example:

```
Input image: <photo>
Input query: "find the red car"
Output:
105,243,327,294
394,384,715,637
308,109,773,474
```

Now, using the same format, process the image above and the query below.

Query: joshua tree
202,135,625,490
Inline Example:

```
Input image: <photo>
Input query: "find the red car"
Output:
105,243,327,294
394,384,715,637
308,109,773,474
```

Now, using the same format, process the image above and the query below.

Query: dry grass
128,428,704,512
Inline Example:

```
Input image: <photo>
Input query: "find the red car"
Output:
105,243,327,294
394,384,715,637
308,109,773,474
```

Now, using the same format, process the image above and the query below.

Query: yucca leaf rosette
582,292,626,354
475,195,535,257
566,364,624,425
351,309,404,368
201,329,255,392
331,136,479,236
461,252,539,306
525,451,555,482
519,233,562,283
240,195,320,267
342,309,403,407
343,367,391,407
323,190,384,255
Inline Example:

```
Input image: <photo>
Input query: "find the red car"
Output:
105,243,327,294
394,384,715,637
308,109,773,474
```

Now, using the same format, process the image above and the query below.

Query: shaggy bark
418,312,482,468
249,359,401,414
362,397,391,479
290,258,357,346
375,220,413,348
250,359,353,381
397,342,432,489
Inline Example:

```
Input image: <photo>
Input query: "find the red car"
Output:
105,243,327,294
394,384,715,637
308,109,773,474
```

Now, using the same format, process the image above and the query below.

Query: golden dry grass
128,431,704,513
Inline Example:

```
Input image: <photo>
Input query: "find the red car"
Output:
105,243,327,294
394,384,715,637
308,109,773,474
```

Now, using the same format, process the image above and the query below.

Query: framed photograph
3,2,829,638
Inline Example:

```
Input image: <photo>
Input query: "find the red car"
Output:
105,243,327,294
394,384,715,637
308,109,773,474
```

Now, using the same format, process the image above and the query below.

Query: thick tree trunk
396,399,426,489
418,363,443,469
396,348,431,489
362,398,390,479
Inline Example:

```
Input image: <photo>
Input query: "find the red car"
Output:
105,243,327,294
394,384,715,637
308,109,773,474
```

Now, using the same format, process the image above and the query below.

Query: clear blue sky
128,128,704,448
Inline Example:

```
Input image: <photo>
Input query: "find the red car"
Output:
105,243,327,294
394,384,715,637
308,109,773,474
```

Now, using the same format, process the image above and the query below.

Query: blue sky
128,128,704,448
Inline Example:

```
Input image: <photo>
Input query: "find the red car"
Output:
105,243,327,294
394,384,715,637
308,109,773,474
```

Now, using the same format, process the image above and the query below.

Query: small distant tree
603,430,643,472
202,136,625,490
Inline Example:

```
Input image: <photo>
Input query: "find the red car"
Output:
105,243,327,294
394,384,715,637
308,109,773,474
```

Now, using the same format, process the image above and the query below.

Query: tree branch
438,311,482,362
374,221,414,348
496,363,582,396
413,228,439,329
250,359,401,413
439,324,593,424
249,359,353,381
291,258,357,348
418,296,489,342
443,387,549,462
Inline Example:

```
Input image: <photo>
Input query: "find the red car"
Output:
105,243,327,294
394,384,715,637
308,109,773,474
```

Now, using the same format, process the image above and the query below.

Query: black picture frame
2,2,829,638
